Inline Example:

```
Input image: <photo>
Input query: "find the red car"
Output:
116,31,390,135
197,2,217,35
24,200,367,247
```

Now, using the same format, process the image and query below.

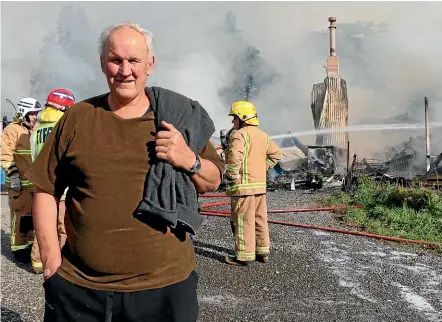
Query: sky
2,1,442,160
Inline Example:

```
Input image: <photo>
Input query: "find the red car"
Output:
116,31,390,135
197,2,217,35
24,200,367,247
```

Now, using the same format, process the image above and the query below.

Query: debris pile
353,145,418,181
266,138,441,193
267,145,344,191
414,152,442,188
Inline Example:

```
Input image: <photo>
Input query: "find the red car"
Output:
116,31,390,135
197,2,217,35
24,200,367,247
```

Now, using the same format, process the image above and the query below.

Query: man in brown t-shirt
26,22,224,322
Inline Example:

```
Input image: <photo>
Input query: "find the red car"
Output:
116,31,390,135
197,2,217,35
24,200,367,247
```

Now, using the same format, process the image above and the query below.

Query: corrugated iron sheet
311,76,348,149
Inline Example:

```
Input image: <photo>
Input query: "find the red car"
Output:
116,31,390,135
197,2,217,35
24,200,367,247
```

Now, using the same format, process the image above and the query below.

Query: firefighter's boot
256,254,269,263
224,256,253,266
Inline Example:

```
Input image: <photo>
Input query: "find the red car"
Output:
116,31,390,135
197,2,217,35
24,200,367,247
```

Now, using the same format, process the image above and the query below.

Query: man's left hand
155,121,196,171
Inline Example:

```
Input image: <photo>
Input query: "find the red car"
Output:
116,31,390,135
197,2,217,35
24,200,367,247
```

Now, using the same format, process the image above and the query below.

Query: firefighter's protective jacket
30,106,64,161
225,126,281,196
1,121,34,190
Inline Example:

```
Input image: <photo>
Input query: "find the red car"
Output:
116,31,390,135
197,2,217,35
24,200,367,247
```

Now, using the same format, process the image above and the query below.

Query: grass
321,175,442,252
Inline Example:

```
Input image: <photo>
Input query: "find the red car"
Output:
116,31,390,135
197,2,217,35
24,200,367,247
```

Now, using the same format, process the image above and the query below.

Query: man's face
100,26,155,102
232,117,240,130
26,112,38,126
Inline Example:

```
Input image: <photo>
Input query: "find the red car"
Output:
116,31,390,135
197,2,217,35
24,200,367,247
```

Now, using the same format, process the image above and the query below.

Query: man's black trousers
43,271,199,322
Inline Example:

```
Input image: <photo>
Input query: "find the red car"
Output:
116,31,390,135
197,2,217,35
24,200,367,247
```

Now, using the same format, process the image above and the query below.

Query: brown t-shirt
26,92,224,292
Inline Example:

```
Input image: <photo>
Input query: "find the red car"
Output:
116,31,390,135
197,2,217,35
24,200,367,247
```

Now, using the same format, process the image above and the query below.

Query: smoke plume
2,2,442,163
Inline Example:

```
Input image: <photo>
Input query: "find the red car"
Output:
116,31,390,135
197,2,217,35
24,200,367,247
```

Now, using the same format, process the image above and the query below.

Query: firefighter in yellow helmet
223,101,281,265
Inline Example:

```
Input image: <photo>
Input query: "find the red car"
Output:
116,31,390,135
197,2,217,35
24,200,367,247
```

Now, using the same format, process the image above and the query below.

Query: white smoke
2,2,442,160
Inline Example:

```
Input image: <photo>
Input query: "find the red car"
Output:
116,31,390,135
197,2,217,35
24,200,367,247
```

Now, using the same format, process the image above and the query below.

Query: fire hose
0,191,439,247
199,193,442,248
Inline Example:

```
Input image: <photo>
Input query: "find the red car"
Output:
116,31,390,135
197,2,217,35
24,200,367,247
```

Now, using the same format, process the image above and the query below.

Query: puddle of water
391,282,442,322
359,251,388,257
392,263,442,304
313,231,330,236
390,251,418,257
318,239,442,313
318,241,377,304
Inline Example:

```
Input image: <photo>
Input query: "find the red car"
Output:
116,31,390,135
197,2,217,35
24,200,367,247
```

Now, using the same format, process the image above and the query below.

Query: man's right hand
33,188,63,281
43,256,62,281
10,174,21,192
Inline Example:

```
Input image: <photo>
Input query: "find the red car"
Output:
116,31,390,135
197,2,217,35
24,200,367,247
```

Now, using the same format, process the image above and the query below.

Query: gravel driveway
2,191,441,322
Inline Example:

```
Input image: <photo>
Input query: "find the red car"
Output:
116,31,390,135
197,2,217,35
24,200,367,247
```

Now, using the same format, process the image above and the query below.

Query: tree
219,44,277,105
219,11,277,105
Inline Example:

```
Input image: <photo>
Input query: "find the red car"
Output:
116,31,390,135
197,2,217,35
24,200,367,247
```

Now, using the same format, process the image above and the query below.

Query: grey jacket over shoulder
134,86,216,235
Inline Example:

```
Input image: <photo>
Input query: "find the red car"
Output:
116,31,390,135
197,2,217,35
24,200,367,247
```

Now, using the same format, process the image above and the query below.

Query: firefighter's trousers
230,194,270,261
31,200,67,271
8,189,36,255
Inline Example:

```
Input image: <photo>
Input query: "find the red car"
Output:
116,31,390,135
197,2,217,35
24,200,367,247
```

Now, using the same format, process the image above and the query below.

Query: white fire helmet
16,98,42,120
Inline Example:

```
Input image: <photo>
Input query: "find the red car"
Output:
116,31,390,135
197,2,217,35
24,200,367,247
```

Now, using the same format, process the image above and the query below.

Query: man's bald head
99,22,154,59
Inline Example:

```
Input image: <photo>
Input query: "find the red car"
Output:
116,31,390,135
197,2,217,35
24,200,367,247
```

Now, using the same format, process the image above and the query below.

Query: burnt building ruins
266,18,439,191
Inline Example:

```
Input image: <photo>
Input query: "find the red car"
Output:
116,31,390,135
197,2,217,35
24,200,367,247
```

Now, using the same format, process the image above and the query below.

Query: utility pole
425,97,431,171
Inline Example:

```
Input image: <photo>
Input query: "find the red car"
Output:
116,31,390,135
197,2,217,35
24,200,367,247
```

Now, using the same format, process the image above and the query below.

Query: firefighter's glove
10,173,21,192
221,140,229,150
223,173,238,186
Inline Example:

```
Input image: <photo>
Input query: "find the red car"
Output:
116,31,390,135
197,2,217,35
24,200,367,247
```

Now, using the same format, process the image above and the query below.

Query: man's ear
147,56,156,76
100,55,105,74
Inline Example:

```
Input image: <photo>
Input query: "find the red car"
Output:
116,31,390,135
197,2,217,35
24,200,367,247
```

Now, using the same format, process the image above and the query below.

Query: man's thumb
161,120,172,130
161,121,177,132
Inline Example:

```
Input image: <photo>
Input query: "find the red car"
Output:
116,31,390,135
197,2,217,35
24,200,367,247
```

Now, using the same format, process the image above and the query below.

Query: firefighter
1,97,42,265
29,88,75,273
220,127,235,162
224,100,282,266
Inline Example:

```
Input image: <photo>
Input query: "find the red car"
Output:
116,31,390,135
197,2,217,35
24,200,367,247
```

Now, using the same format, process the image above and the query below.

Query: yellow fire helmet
228,100,259,126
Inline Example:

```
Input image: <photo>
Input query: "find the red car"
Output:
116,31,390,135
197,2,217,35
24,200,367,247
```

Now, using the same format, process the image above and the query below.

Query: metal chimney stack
329,16,337,56
327,17,339,77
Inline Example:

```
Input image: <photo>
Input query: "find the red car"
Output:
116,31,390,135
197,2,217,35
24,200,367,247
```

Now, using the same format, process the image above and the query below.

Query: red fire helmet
46,88,75,111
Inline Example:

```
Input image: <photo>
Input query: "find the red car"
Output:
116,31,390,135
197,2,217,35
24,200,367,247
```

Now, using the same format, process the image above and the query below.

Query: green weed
321,175,442,251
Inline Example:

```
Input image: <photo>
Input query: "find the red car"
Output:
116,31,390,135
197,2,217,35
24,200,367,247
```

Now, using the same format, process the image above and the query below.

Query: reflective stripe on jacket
225,126,282,196
30,122,56,161
30,106,64,162
1,122,34,189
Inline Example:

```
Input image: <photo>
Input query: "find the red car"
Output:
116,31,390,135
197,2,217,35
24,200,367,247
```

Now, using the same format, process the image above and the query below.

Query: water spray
269,122,442,140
